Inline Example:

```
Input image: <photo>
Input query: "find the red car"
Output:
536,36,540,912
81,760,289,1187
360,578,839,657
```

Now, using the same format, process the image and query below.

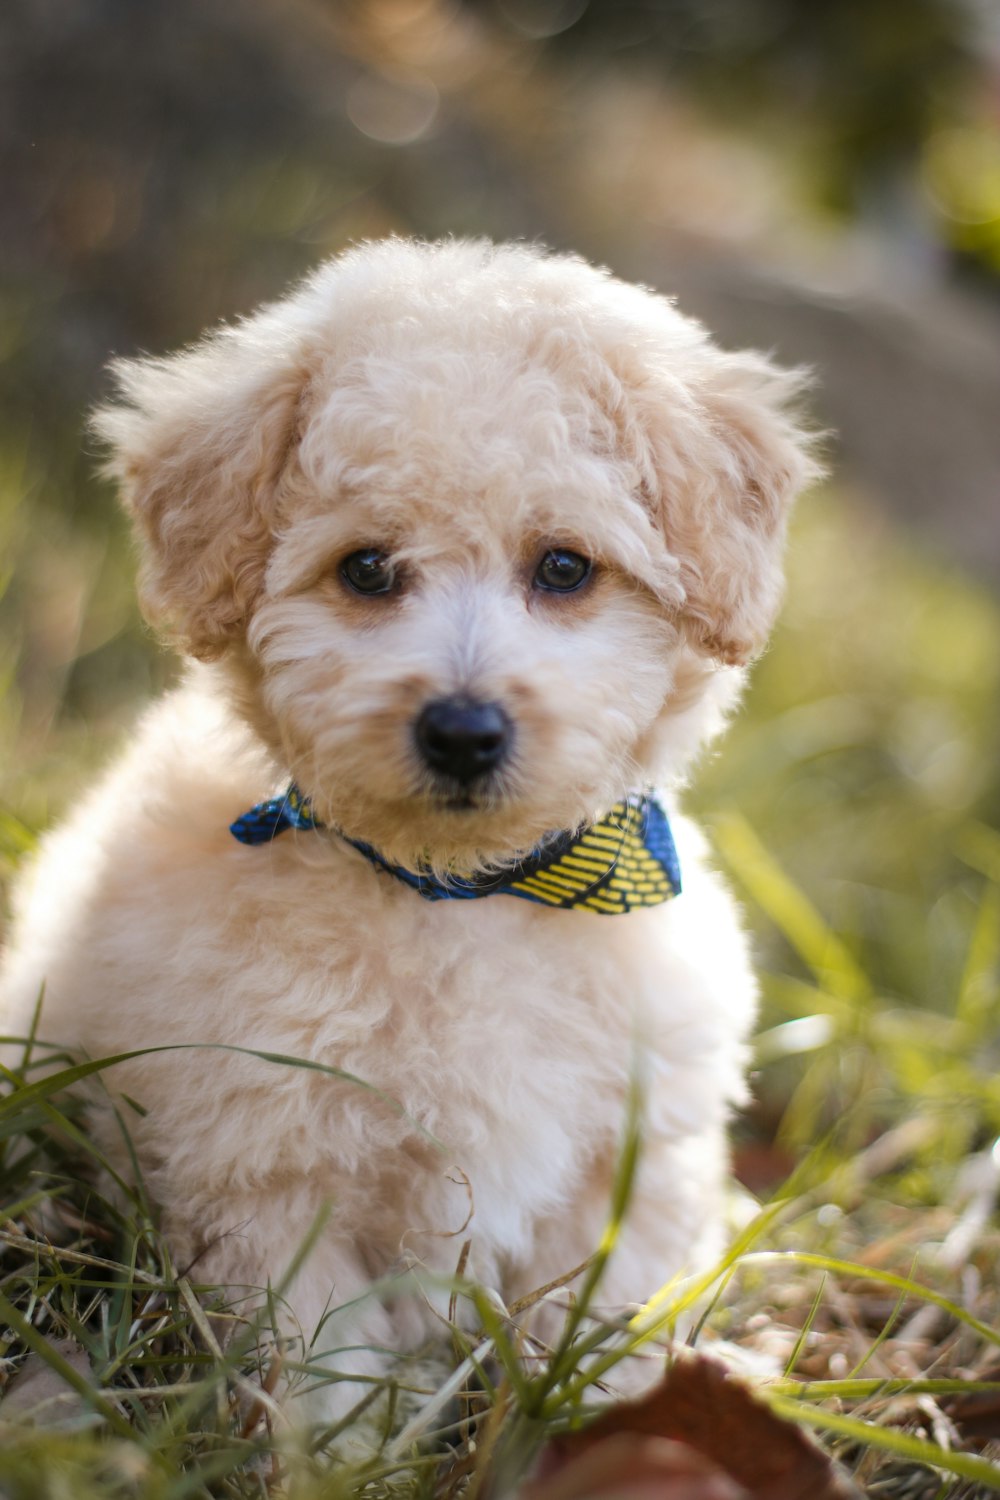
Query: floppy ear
643,350,823,666
92,316,309,660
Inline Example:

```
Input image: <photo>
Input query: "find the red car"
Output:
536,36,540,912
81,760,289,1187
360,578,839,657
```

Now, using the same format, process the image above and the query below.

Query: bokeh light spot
346,67,440,145
496,0,588,41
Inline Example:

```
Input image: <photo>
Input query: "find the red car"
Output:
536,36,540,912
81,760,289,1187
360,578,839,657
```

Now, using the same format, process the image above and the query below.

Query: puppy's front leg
175,1191,399,1429
509,1128,727,1364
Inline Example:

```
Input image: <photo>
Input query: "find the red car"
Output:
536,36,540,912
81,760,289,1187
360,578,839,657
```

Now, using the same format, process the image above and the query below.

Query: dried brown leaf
526,1351,861,1500
521,1432,749,1500
0,1337,95,1428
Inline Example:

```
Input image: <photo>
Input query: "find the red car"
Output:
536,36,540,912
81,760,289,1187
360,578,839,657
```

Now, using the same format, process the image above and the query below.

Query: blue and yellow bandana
230,786,681,915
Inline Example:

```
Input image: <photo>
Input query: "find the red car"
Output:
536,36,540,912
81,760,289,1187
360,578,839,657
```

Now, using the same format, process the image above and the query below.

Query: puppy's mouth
441,791,481,812
423,775,505,814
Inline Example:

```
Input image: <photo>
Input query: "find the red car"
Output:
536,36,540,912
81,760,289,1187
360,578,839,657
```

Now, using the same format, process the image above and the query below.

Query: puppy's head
95,239,820,872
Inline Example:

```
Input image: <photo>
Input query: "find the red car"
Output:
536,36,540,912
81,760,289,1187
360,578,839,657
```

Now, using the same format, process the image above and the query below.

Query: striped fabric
230,786,681,915
507,796,680,913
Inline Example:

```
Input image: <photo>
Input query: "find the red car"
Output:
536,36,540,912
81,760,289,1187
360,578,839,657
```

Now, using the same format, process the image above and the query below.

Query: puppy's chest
297,895,641,1225
261,864,642,1138
307,895,631,1089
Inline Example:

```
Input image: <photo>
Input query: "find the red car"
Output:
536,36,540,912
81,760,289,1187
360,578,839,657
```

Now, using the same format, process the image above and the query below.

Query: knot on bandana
229,784,320,843
230,786,681,915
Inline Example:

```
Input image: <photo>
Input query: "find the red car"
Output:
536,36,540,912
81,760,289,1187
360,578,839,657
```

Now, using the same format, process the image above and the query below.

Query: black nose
415,698,512,785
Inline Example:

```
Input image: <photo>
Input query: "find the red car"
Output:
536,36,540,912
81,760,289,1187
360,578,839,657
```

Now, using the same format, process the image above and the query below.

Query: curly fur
1,238,820,1420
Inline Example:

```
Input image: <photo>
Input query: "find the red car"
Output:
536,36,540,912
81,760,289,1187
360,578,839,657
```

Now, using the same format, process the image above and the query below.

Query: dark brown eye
341,548,396,595
534,549,592,593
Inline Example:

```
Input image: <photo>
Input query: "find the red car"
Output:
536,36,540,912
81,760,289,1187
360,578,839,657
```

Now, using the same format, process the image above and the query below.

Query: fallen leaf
521,1432,749,1500
523,1350,860,1500
0,1337,97,1429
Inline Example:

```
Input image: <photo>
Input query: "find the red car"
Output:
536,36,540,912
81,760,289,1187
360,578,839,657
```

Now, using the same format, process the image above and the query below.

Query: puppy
0,238,818,1420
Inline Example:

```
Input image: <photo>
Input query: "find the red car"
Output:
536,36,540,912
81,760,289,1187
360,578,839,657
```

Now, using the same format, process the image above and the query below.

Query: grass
2,492,1000,1495
2,1038,999,1497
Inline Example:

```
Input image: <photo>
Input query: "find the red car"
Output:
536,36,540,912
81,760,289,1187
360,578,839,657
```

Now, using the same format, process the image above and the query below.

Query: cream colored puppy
1,238,817,1417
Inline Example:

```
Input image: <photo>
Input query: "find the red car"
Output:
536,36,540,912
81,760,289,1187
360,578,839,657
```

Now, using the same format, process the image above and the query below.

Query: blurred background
2,0,999,1190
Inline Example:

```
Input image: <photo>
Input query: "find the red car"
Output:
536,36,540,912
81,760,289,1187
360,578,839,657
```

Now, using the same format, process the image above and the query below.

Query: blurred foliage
509,0,967,194
698,496,1000,988
477,0,1000,276
691,495,1000,1194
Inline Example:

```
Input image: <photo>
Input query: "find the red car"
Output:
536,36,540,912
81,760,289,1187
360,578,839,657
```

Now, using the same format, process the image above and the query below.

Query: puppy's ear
647,351,822,667
92,318,308,659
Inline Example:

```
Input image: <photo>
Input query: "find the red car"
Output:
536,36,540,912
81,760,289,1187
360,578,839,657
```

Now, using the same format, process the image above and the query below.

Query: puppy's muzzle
415,697,512,786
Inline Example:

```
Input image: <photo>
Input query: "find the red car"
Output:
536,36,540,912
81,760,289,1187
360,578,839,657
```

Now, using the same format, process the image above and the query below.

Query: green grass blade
763,1392,1000,1490
0,1041,442,1151
537,1076,644,1397
710,810,871,1003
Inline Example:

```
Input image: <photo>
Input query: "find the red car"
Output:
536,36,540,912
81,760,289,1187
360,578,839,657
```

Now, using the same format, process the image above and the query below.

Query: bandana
230,786,681,915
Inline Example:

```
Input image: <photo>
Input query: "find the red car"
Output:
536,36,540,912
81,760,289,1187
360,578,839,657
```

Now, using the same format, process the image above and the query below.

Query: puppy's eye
341,548,396,596
534,549,592,594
